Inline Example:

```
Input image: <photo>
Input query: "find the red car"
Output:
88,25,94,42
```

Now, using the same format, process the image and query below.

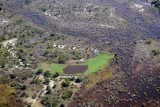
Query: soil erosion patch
63,65,88,74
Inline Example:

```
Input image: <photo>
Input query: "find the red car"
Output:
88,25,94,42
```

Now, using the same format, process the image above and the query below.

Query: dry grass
0,83,15,106
85,66,115,90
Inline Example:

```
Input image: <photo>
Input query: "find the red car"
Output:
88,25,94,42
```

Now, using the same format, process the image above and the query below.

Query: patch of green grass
39,62,67,74
39,54,113,75
52,64,67,74
82,54,114,74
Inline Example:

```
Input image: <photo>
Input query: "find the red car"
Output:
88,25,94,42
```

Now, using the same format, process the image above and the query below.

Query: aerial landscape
0,0,160,107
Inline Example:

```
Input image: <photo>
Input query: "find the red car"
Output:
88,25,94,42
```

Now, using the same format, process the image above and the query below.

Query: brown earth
63,65,88,74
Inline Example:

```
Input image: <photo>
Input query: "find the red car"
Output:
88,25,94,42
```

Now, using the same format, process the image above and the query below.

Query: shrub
50,32,56,36
152,0,160,9
75,77,82,83
44,71,51,78
21,85,27,90
41,97,58,107
43,50,49,56
61,79,70,87
44,78,50,85
19,49,24,53
152,49,160,56
52,85,56,89
22,76,28,80
70,77,75,81
16,20,23,25
145,40,152,44
58,54,68,64
61,90,73,99
20,92,28,97
73,52,82,60
31,78,41,84
10,74,16,79
53,72,59,78
60,103,65,107
46,85,51,94
32,93,37,99
25,0,32,5
36,69,43,75
119,89,125,93
0,7,2,11
10,82,16,87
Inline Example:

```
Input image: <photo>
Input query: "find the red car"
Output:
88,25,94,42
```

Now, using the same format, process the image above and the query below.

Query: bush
10,82,16,87
61,79,70,87
44,71,51,78
152,49,160,56
52,85,56,89
32,93,37,99
58,54,68,64
50,32,56,36
36,69,43,75
70,77,75,81
53,72,59,78
41,97,58,107
61,90,73,99
0,7,2,11
20,92,28,97
44,78,50,85
46,85,51,94
75,77,82,83
25,0,32,5
119,89,125,93
21,85,27,90
31,78,41,84
43,50,49,56
73,52,82,60
145,40,152,44
60,103,65,107
16,20,23,25
22,76,28,80
10,74,16,79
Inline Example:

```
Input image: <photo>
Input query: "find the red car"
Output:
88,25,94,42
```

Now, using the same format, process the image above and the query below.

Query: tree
20,92,28,97
36,69,43,75
44,78,50,85
70,77,75,81
50,32,55,36
25,0,32,5
152,49,160,56
0,7,2,11
31,78,41,84
61,79,70,87
73,52,82,60
53,72,59,78
75,77,82,83
46,85,51,94
21,85,27,90
10,74,16,79
60,103,65,107
58,54,68,64
44,71,51,78
151,0,160,11
61,90,73,99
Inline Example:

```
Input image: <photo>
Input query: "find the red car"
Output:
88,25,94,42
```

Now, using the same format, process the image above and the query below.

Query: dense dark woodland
0,0,160,107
